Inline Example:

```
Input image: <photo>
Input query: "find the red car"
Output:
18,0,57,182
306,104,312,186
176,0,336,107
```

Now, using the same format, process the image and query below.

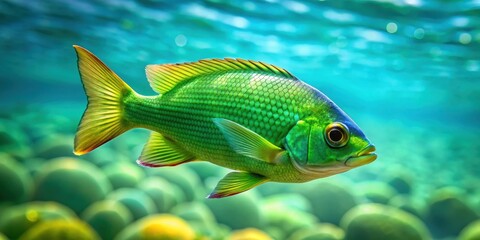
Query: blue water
1,1,479,239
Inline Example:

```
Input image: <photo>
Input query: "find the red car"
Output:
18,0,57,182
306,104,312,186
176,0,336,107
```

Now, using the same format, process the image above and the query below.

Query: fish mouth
344,145,377,167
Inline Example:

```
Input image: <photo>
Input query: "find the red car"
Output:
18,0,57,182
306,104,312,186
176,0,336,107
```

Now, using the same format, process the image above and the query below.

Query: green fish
73,45,377,198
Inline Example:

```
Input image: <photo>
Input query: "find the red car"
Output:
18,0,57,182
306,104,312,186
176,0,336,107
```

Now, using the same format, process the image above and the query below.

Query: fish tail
73,45,134,155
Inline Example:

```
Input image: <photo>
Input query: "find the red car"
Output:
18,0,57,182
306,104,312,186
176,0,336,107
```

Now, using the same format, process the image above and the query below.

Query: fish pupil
329,128,343,142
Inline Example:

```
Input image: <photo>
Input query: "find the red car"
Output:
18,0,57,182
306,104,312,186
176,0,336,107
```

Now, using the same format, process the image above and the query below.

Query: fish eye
325,122,349,148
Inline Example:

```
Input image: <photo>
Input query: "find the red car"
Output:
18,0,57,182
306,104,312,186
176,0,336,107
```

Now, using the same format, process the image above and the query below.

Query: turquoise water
1,1,479,240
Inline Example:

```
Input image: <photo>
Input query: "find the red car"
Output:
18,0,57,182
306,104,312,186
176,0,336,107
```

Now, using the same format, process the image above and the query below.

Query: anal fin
137,132,195,167
208,172,269,198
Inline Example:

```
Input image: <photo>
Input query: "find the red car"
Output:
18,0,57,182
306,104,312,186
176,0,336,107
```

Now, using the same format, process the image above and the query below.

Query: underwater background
0,0,479,239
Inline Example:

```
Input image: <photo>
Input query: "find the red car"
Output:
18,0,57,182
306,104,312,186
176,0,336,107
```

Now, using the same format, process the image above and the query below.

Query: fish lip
291,155,349,177
344,145,377,167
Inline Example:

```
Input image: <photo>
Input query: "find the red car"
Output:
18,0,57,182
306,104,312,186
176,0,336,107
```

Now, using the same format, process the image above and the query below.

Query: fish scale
123,71,319,181
127,73,311,145
73,45,376,198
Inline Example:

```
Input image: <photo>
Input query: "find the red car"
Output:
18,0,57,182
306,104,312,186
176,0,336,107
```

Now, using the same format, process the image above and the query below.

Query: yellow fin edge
73,45,133,155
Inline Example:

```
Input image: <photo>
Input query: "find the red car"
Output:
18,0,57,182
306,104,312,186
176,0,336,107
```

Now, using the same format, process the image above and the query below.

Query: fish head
285,110,376,177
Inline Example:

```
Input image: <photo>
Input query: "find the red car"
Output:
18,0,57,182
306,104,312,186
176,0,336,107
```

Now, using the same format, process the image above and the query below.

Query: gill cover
285,120,332,167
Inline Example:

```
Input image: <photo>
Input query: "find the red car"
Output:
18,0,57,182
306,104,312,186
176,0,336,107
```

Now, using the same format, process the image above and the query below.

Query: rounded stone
146,165,204,201
171,202,216,224
388,195,425,220
188,220,230,240
18,219,100,240
230,228,272,240
32,157,112,215
386,172,413,195
458,220,480,240
81,200,133,240
0,153,33,203
341,203,431,240
103,161,145,189
138,176,185,212
106,188,157,221
81,146,131,168
262,193,312,213
171,201,222,239
34,134,75,159
289,223,345,240
263,203,317,239
425,187,479,238
0,120,30,158
297,181,357,225
0,202,76,240
355,181,397,204
205,191,264,230
115,214,195,240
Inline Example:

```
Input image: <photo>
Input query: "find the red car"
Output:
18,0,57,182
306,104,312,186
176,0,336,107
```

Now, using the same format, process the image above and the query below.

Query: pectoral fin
213,118,285,163
137,132,195,167
208,172,269,198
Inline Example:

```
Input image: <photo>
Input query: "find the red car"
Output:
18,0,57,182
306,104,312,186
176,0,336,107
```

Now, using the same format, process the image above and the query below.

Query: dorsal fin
145,58,297,94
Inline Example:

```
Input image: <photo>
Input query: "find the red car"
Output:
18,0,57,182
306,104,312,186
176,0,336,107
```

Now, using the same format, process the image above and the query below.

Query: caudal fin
73,45,133,155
